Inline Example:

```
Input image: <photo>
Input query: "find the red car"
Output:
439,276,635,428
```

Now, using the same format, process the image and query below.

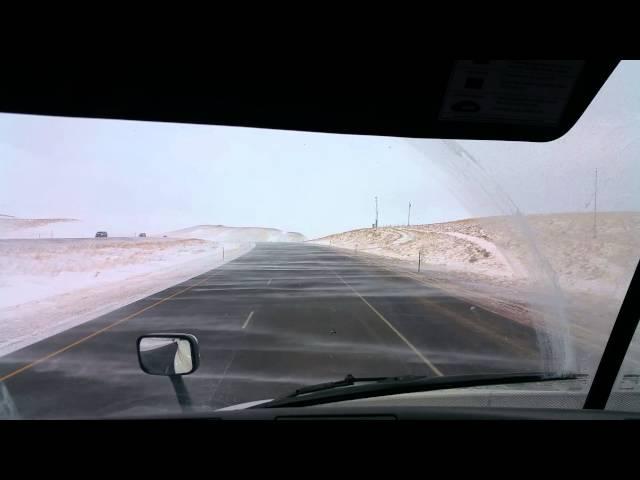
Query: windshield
1,61,639,418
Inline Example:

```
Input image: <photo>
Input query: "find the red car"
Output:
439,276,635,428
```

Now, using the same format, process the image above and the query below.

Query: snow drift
166,225,305,243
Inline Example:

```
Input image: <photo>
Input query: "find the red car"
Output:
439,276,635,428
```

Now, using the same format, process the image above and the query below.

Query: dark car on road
95,231,108,238
139,233,147,237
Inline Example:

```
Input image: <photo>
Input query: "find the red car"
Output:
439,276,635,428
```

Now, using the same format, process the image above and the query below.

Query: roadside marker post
418,251,421,273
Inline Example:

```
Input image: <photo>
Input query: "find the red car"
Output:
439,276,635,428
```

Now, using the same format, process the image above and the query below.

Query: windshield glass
1,61,639,418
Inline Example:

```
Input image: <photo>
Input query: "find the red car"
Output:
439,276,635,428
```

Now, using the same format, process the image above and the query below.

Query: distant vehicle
139,233,147,237
95,231,108,238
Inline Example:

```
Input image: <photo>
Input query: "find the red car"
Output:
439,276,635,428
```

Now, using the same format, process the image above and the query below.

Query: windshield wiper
255,372,579,409
284,374,426,397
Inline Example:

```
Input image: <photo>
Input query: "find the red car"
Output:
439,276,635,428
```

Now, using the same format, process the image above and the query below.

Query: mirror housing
137,333,200,376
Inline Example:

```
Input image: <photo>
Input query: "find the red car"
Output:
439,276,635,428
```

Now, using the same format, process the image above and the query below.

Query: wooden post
418,251,421,273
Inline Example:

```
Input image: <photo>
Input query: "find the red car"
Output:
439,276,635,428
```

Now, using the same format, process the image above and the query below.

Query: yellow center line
0,275,212,383
335,272,443,377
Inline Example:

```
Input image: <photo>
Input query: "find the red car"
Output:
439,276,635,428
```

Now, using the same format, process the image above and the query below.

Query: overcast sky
1,61,639,239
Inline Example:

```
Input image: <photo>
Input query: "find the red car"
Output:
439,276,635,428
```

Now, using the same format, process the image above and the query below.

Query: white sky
1,61,639,239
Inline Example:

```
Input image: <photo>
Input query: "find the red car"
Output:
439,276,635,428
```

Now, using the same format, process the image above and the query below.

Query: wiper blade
255,372,579,409
285,374,426,398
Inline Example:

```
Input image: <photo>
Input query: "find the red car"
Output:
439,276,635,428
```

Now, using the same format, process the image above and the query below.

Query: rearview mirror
137,334,200,376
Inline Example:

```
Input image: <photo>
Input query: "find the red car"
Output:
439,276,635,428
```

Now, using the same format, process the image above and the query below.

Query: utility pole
593,168,598,239
407,202,411,227
375,196,379,229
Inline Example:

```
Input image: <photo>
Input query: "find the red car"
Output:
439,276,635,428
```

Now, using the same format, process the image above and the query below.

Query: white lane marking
335,273,444,377
267,279,272,286
242,311,255,329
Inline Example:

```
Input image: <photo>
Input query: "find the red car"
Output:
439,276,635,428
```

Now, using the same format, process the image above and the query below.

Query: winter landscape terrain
2,211,640,368
312,212,640,364
0,215,304,355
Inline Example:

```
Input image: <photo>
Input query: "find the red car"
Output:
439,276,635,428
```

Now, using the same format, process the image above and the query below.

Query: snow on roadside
0,237,253,356
0,238,240,309
313,212,640,301
166,224,305,243
0,215,311,356
313,224,513,279
311,212,640,363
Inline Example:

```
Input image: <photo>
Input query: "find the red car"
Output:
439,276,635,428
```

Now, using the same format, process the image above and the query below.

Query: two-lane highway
0,242,544,418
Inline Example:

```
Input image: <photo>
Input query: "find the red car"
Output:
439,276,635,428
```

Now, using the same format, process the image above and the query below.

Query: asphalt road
0,242,546,418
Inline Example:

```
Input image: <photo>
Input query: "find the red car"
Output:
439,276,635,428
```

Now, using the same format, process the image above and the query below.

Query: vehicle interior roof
0,60,620,142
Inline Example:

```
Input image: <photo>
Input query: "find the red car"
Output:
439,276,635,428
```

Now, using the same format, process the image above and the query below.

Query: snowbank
166,225,305,243
313,212,640,301
313,226,514,279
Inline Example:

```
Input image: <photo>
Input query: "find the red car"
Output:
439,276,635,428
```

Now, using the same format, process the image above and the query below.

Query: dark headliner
0,59,620,142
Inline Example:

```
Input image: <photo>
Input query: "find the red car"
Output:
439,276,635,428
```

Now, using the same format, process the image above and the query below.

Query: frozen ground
312,212,640,366
0,216,306,356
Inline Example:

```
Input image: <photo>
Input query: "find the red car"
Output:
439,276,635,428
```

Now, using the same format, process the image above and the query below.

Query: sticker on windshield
439,60,585,126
